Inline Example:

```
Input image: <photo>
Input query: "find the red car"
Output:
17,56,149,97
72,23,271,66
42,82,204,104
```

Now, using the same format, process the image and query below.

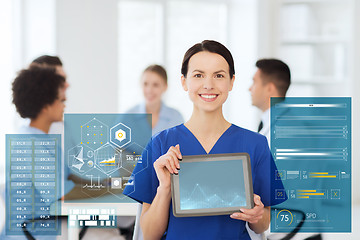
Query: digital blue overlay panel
270,97,351,232
179,160,246,210
6,134,62,236
64,114,151,203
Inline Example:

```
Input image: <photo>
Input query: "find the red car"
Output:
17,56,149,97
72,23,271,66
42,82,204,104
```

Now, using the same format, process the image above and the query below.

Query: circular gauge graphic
87,160,94,167
276,209,293,226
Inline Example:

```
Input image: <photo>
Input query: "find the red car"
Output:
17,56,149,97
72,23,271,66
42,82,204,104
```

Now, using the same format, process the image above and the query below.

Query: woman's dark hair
143,64,168,84
12,66,65,119
181,40,235,78
32,55,63,66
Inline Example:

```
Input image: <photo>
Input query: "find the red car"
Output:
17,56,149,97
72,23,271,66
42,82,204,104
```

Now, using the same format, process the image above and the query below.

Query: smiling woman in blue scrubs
124,40,285,240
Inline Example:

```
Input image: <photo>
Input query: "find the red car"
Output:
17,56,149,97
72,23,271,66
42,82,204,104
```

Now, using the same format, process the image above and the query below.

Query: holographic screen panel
270,97,351,233
64,114,151,203
5,134,62,236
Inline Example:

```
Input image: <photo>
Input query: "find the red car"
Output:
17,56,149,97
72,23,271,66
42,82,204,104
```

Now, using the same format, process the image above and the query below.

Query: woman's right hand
153,144,182,188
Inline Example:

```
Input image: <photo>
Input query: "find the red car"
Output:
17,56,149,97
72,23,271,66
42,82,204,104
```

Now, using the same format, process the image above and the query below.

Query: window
0,0,56,185
118,0,258,128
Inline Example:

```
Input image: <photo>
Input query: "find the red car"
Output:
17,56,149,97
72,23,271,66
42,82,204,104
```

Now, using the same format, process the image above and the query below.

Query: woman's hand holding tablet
230,194,264,223
154,144,182,188
230,194,271,234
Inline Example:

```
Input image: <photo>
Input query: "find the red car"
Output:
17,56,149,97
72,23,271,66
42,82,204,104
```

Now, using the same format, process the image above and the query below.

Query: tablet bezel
171,153,254,217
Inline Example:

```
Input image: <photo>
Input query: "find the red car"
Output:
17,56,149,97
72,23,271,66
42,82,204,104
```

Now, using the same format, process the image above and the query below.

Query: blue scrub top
124,124,286,240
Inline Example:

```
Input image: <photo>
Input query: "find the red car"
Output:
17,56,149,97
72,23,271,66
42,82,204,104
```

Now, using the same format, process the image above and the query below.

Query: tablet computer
171,153,254,217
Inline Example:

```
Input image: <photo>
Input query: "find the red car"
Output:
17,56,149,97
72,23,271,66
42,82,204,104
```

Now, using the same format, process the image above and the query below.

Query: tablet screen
171,153,253,217
179,160,246,210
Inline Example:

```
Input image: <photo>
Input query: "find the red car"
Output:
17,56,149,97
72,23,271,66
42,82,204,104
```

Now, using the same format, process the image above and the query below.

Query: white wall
56,0,119,113
224,0,258,131
352,0,360,204
0,0,15,185
22,0,57,64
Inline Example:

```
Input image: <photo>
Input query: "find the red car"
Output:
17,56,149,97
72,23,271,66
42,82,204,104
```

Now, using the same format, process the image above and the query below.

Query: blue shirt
124,124,285,240
18,125,47,134
127,102,184,135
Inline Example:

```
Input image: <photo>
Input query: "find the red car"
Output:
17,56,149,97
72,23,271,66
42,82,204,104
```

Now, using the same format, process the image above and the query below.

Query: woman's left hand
230,194,264,224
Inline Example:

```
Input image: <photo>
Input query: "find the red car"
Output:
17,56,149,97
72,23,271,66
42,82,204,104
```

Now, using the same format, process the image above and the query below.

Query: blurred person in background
127,64,184,135
13,66,67,135
247,58,291,240
1,66,74,239
249,59,321,240
125,65,184,239
30,55,69,134
30,55,69,89
249,59,291,143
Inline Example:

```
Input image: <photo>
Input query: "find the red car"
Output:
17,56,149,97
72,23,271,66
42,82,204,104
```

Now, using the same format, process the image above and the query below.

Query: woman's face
44,86,66,122
181,51,234,113
141,71,167,106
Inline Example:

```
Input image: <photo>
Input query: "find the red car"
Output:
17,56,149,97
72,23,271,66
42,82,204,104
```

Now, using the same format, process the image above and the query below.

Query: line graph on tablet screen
179,160,246,210
180,183,246,210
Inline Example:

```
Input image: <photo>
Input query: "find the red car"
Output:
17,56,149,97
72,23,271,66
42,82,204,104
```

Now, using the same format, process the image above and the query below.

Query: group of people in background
9,39,295,240
12,55,290,139
12,56,184,136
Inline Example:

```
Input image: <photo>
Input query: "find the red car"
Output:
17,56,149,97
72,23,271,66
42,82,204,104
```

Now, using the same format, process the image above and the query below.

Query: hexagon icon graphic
81,118,108,150
94,143,121,175
121,142,148,174
68,144,95,175
107,173,135,200
110,123,131,148
115,129,126,142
